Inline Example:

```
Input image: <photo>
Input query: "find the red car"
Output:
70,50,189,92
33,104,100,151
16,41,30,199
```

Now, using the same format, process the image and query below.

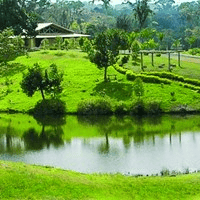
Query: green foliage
133,77,144,98
55,36,63,50
130,99,146,115
67,39,80,50
114,101,129,115
131,40,141,64
0,28,25,63
0,0,37,36
44,64,63,98
32,98,66,115
21,63,63,100
81,38,93,53
21,63,44,98
188,48,200,56
62,39,69,50
40,39,50,50
116,14,133,32
77,98,113,115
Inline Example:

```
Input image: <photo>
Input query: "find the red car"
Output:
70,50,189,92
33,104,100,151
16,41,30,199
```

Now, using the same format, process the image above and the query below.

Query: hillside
0,50,200,114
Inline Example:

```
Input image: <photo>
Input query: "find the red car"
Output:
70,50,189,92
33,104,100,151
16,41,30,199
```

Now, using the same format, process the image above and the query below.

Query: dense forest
0,0,200,50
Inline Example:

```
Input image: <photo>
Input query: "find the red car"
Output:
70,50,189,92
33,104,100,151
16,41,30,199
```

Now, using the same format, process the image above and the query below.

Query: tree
116,14,133,32
126,0,153,30
0,0,37,36
21,63,63,100
0,28,25,63
89,29,128,81
90,0,111,10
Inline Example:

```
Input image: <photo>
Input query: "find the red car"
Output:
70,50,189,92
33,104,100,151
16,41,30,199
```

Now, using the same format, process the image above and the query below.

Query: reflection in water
23,115,66,150
0,115,66,152
1,114,200,174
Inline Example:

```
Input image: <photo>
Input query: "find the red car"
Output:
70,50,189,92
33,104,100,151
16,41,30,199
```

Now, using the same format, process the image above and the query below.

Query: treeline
0,0,199,50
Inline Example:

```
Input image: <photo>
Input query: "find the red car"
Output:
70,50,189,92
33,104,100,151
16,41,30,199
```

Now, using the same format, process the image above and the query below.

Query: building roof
36,23,74,34
35,33,90,39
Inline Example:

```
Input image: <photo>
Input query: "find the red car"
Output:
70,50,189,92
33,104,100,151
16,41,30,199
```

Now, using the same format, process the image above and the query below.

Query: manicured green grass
0,50,200,113
1,160,200,200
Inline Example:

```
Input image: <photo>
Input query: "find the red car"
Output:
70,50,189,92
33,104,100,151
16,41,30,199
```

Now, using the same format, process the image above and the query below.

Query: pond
0,113,200,175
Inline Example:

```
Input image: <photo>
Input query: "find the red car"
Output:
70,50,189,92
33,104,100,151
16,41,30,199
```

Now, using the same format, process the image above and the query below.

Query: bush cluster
77,99,163,116
31,99,66,115
188,48,200,56
77,98,113,115
130,100,162,115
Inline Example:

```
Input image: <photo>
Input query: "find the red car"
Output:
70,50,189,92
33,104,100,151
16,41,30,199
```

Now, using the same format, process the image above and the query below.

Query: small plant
160,168,170,176
133,77,144,99
156,53,162,57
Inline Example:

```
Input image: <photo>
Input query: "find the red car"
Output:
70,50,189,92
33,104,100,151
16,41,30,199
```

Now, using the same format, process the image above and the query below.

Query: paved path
161,53,200,64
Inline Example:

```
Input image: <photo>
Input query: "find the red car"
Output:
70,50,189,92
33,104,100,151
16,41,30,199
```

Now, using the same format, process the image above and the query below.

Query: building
25,23,90,48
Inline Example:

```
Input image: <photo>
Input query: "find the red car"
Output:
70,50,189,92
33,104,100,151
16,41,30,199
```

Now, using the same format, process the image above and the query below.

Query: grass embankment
0,50,200,113
0,160,200,200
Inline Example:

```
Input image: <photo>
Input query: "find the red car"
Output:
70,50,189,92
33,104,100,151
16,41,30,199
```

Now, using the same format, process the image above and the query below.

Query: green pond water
0,113,200,175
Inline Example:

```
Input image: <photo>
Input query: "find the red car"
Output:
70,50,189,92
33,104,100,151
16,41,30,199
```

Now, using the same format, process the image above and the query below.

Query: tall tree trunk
104,66,108,82
40,88,45,100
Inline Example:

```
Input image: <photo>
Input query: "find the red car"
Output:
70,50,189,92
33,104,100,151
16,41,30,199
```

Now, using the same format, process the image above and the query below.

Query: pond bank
1,160,200,200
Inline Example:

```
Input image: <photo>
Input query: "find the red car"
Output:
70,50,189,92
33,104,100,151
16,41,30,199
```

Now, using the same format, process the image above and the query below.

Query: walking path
162,53,200,64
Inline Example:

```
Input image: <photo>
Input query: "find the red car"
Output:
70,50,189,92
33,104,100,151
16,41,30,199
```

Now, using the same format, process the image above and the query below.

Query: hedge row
113,64,127,74
126,70,172,84
114,64,200,91
142,71,200,87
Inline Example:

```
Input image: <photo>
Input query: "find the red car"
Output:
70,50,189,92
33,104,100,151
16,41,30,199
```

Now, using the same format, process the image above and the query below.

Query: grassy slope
0,50,200,113
1,160,200,200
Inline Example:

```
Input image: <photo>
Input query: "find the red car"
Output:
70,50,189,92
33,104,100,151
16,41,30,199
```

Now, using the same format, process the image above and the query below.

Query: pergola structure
139,50,184,71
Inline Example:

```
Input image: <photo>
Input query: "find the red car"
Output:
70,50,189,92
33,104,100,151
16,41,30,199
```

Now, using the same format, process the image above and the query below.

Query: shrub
188,48,200,56
77,98,113,115
156,53,161,57
62,39,69,50
31,99,66,115
130,100,146,115
147,101,162,114
114,101,129,115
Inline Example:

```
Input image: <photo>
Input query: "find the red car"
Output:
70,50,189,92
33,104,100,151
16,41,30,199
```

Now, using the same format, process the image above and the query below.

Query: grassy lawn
0,50,200,113
1,160,200,200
